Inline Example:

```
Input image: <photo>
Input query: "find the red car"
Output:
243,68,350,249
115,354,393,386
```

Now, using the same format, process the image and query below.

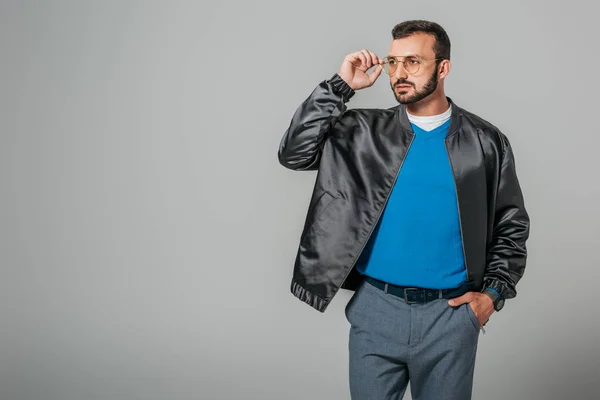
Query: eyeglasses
381,56,444,75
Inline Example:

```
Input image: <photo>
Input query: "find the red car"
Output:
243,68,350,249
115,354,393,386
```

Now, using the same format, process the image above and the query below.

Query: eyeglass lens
383,57,421,75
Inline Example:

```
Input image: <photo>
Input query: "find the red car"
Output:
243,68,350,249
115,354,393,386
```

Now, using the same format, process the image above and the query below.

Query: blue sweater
356,120,467,289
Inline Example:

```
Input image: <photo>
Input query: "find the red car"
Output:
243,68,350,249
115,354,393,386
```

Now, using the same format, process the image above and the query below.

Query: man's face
387,33,442,105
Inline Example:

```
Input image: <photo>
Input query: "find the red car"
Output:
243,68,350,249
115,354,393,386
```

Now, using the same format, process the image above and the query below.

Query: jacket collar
396,96,461,137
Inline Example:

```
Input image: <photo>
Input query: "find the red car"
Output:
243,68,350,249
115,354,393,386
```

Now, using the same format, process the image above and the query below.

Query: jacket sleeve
482,135,530,300
277,73,355,171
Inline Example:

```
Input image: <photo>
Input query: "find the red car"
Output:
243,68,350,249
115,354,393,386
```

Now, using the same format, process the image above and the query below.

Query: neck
406,90,449,116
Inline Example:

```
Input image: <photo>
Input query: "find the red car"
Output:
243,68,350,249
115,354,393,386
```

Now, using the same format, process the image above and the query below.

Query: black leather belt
363,276,475,304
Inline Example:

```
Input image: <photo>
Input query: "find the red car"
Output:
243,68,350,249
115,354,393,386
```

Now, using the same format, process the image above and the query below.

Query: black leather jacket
278,73,530,312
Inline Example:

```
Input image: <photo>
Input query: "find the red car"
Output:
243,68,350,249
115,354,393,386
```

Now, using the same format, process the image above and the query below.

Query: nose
394,62,408,80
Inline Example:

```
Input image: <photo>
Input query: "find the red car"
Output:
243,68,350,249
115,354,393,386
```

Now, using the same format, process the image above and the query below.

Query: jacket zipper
338,133,416,290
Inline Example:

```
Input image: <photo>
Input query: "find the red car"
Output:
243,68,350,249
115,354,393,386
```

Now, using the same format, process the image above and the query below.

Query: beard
391,67,439,105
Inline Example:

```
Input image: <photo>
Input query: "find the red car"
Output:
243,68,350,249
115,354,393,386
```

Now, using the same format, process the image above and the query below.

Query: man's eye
389,59,397,65
408,59,420,64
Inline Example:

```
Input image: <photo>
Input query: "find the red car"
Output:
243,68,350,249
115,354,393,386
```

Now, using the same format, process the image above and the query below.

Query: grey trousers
345,279,481,400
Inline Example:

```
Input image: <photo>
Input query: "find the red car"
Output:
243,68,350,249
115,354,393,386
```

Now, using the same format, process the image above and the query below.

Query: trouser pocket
465,303,481,331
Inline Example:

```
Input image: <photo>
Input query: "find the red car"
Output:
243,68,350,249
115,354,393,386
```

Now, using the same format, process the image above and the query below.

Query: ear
439,59,451,79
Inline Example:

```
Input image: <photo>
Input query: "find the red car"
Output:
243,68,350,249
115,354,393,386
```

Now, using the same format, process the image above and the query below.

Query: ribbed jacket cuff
482,279,512,299
329,73,355,102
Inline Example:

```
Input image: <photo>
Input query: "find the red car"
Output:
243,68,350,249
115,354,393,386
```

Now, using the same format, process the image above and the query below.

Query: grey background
1,1,598,399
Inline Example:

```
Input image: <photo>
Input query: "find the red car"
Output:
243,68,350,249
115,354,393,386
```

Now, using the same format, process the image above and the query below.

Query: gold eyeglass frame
380,56,444,75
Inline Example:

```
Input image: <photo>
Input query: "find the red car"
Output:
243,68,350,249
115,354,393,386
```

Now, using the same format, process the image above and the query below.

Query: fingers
368,64,383,84
360,49,372,69
448,292,475,306
366,50,381,67
350,49,381,71
464,292,476,301
356,50,369,70
341,49,383,89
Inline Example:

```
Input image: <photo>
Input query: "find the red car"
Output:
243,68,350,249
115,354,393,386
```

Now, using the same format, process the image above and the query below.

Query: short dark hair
391,20,451,60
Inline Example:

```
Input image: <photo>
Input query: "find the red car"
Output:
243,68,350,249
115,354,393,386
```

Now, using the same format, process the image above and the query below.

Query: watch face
496,298,505,311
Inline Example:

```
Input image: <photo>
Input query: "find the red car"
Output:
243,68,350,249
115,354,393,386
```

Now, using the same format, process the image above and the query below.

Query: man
278,20,530,399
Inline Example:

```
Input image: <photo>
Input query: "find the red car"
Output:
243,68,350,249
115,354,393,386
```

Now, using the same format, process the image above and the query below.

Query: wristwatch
483,289,505,312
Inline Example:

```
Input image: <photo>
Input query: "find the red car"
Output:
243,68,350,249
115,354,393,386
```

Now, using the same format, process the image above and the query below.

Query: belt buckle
403,287,421,304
